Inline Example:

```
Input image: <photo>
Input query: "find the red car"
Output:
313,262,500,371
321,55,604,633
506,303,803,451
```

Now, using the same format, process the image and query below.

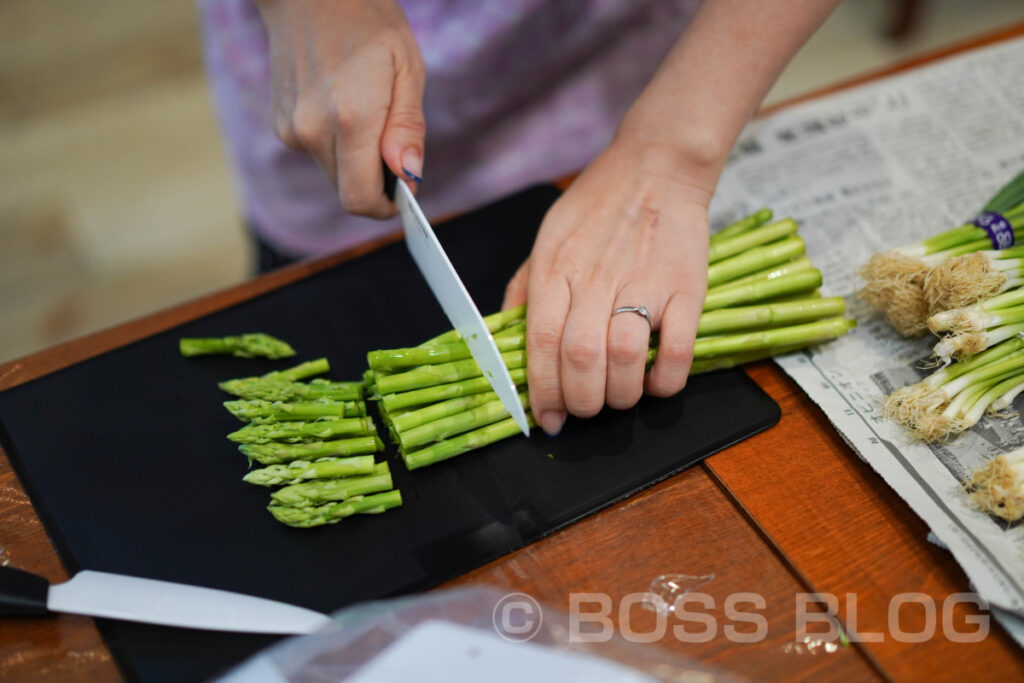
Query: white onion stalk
967,446,1024,522
932,323,1024,365
927,302,1024,335
928,286,1024,332
989,378,1024,413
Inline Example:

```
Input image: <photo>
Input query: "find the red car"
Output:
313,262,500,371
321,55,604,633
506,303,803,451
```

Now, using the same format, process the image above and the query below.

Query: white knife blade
1,566,330,634
393,179,531,437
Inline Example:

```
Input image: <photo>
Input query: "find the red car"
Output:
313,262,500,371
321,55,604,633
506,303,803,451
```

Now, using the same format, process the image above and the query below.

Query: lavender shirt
198,0,700,258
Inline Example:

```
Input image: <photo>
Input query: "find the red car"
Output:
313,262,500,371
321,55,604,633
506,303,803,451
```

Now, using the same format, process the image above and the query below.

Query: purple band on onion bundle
973,211,1014,250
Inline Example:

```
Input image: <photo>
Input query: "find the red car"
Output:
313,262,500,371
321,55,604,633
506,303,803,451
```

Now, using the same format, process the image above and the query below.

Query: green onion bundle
884,336,1024,441
859,170,1024,337
366,209,856,471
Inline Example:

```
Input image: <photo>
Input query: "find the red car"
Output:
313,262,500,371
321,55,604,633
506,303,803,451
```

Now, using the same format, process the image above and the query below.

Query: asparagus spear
709,208,773,244
708,218,798,264
270,463,392,507
228,417,377,444
269,490,403,527
398,392,530,451
219,378,363,402
381,367,529,412
368,333,524,372
179,333,296,359
703,270,822,311
239,435,384,465
375,350,526,395
243,456,376,486
404,415,537,470
224,398,365,423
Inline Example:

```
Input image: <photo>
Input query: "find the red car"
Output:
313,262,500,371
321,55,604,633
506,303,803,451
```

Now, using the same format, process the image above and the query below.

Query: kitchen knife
385,168,531,436
0,566,331,634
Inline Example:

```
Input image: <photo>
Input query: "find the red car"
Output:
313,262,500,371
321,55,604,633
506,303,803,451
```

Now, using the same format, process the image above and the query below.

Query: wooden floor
2,0,1023,365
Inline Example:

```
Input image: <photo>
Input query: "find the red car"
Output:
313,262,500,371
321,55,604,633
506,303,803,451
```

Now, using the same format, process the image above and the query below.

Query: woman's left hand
503,137,712,436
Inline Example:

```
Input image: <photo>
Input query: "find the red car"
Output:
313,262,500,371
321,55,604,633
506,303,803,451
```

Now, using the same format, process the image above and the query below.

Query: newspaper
709,37,1024,645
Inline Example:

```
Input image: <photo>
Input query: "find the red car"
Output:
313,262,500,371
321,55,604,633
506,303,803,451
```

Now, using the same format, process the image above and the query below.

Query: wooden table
3,23,1024,682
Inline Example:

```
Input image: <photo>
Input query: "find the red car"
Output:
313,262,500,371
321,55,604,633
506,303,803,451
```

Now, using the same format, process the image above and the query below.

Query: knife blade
0,566,331,634
385,170,531,437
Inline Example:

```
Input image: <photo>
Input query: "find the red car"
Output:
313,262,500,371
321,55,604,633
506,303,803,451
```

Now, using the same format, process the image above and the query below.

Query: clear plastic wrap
217,586,738,682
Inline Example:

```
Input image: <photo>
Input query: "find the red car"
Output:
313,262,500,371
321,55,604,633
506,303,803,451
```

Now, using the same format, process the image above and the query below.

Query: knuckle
290,104,328,150
387,106,425,136
607,333,646,366
563,334,602,370
528,324,563,356
657,338,694,367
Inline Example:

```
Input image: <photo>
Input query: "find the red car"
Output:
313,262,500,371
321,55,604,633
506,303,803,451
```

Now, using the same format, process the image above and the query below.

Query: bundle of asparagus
217,357,400,527
366,209,856,471
859,170,1024,337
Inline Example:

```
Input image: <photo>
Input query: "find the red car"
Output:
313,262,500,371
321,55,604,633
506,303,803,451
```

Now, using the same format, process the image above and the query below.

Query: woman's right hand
256,0,426,218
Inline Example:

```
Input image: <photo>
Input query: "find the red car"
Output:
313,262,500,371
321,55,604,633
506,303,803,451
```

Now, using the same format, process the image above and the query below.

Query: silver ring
612,305,652,330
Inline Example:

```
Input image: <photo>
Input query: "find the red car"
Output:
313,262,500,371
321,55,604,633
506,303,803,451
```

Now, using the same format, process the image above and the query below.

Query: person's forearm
618,0,840,188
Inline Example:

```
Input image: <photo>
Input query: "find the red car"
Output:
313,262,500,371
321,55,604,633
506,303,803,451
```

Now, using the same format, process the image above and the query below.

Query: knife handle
0,566,51,616
383,162,398,202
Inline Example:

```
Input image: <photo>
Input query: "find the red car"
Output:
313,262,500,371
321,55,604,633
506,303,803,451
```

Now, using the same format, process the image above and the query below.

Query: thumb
381,60,426,191
503,258,530,310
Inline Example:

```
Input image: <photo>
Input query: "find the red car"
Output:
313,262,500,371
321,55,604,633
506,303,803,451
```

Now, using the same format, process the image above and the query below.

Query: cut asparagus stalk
709,208,773,244
269,490,403,528
697,297,845,336
224,398,365,423
228,417,377,444
375,350,526,395
239,435,384,465
263,358,331,382
705,256,814,294
382,367,529,413
702,270,822,311
404,414,538,470
398,392,530,451
219,378,363,402
391,390,514,433
692,317,857,359
179,333,296,359
243,456,376,486
708,218,798,264
706,235,806,288
368,333,525,372
270,463,392,507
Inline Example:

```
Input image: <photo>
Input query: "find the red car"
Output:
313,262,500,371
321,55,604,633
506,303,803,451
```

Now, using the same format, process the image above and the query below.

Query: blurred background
2,0,1023,365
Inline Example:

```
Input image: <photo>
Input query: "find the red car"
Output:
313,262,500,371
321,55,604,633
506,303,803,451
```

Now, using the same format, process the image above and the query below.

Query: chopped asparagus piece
269,490,403,527
239,435,383,465
243,456,376,486
228,417,376,444
224,398,365,423
270,463,392,507
179,333,296,359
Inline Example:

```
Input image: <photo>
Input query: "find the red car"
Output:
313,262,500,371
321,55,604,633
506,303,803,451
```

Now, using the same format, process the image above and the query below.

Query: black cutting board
0,185,779,682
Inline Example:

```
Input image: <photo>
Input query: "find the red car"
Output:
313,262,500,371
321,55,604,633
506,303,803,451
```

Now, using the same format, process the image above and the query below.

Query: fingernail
539,410,566,437
401,148,423,183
